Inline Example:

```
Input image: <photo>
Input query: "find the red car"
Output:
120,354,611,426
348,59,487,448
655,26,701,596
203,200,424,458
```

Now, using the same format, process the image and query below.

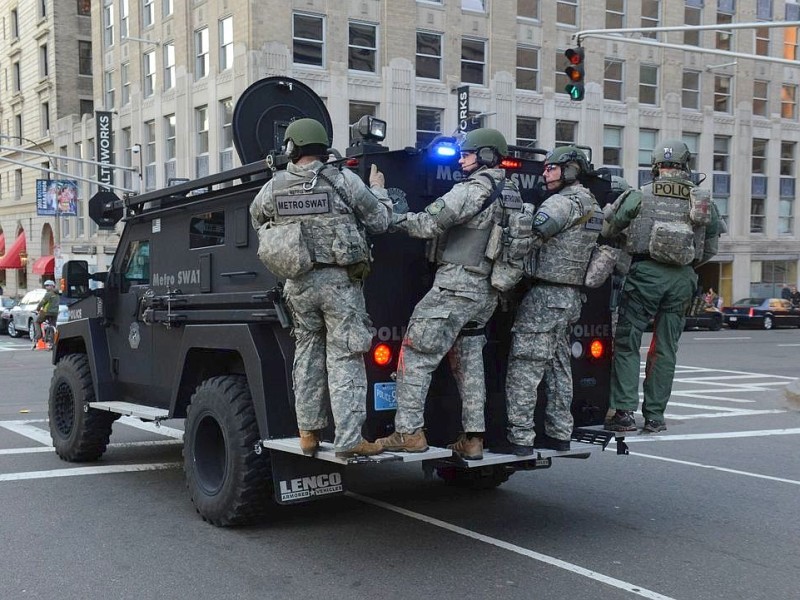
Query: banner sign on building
457,86,473,134
36,179,79,216
96,111,114,191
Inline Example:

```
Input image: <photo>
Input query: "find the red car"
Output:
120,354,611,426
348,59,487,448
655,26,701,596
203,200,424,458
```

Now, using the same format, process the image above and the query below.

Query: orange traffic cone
35,339,48,350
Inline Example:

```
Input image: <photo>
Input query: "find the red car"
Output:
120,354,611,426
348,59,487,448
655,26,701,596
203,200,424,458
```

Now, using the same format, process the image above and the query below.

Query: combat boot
534,433,571,452
335,438,384,459
448,434,483,460
605,410,637,432
298,430,320,456
375,429,428,452
642,419,667,433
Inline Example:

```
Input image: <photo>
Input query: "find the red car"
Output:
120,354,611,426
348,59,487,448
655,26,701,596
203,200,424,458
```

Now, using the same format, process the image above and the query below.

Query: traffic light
564,47,585,101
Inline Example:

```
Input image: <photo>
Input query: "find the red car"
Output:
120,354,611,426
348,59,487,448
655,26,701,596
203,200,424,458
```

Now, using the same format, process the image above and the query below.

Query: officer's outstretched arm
341,168,392,234
604,189,643,237
397,179,486,239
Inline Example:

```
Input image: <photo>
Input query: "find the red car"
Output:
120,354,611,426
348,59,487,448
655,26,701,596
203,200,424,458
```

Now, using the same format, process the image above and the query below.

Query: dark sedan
0,296,15,334
722,298,800,330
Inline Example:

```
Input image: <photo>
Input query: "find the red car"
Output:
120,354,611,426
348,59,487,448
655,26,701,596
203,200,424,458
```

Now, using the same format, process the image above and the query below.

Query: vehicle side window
189,211,225,249
122,240,150,286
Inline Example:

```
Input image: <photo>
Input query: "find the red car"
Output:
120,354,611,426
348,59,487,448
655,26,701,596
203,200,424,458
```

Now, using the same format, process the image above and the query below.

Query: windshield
732,298,765,306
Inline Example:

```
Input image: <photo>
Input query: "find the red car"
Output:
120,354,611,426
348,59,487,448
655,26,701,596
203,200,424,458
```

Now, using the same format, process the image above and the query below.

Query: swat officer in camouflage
250,118,392,458
504,146,601,455
375,128,523,460
603,139,721,433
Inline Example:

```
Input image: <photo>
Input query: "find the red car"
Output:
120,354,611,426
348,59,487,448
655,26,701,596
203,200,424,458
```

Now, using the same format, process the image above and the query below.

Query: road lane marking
670,409,786,420
0,462,181,482
0,439,182,456
348,492,677,600
0,421,52,445
619,427,800,443
626,452,800,486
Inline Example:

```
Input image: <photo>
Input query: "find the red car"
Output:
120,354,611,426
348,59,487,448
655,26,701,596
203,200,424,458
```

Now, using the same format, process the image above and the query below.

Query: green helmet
284,118,330,151
610,175,632,194
544,146,590,183
460,128,508,164
652,139,691,171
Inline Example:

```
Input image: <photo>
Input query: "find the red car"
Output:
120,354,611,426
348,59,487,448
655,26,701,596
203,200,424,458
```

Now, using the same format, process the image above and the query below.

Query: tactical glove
369,164,385,188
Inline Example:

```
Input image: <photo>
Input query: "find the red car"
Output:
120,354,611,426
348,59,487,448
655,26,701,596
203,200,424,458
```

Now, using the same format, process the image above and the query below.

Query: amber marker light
373,343,392,366
589,339,604,359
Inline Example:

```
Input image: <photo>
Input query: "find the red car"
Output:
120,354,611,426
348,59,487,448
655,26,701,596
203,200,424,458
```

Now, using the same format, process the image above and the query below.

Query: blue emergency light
427,135,460,161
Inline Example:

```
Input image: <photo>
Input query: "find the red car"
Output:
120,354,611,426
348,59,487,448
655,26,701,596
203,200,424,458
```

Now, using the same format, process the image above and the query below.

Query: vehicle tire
763,315,773,330
710,315,723,331
28,320,36,341
436,464,512,490
49,353,118,461
184,375,273,527
7,319,23,337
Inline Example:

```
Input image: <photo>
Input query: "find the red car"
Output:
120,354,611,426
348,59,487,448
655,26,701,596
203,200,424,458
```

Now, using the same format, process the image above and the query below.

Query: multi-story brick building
2,0,799,304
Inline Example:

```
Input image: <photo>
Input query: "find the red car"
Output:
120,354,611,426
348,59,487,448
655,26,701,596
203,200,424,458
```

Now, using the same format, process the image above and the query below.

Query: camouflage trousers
284,267,375,453
506,284,584,445
394,286,497,434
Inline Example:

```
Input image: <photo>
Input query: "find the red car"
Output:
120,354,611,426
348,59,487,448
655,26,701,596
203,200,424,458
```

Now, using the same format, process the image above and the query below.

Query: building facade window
293,13,325,67
349,102,377,124
555,120,577,146
714,75,732,112
349,22,377,72
120,0,129,39
756,0,772,20
516,46,539,91
220,98,234,172
606,0,624,29
779,141,796,234
518,0,539,19
104,70,115,109
39,44,49,79
684,1,702,46
163,0,173,17
195,27,209,78
461,39,485,85
755,26,770,56
79,41,93,76
751,138,768,233
603,126,623,174
10,8,19,39
164,42,175,90
604,59,623,100
143,50,156,97
716,7,733,51
638,128,658,186
639,65,658,105
416,107,442,148
220,17,233,72
782,84,797,119
121,62,130,105
753,80,769,117
682,70,700,109
557,0,578,26
164,114,176,182
40,102,50,136
196,106,209,178
144,120,156,191
78,0,91,16
143,0,154,28
463,0,485,12
12,61,21,93
416,32,442,79
516,117,538,146
641,0,659,38
785,5,798,61
682,132,699,171
103,2,114,47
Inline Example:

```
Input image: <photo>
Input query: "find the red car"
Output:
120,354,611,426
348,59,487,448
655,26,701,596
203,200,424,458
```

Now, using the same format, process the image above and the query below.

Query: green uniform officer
603,140,722,433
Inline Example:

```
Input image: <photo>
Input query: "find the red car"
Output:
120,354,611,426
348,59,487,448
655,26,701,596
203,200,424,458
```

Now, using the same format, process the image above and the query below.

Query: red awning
32,255,55,275
0,233,5,255
0,233,26,269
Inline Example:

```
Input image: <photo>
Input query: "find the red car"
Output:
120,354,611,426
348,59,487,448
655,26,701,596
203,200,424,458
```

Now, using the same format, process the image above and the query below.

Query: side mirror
62,260,91,299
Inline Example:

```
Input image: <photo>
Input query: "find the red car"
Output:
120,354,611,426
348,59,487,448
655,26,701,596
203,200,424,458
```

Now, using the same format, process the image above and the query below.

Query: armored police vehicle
50,77,616,526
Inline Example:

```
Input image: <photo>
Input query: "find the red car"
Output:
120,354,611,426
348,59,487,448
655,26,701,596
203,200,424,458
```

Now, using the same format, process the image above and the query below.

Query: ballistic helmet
44,280,56,288
652,140,691,172
283,118,330,159
544,146,590,184
460,128,508,166
610,175,632,195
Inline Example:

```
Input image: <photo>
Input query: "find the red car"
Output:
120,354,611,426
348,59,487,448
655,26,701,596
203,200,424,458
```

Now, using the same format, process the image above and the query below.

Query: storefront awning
0,233,26,269
32,255,55,275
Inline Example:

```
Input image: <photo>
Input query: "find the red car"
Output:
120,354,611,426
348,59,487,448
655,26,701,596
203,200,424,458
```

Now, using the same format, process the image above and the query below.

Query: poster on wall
36,180,79,216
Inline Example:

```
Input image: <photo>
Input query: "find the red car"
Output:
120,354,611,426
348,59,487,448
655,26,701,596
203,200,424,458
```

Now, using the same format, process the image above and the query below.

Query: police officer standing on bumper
375,128,522,460
250,118,392,458
504,147,601,455
603,140,721,433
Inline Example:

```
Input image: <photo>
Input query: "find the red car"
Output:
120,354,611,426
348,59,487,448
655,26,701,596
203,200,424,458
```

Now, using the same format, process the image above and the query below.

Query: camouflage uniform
605,174,721,424
250,160,391,452
505,182,601,446
392,166,521,434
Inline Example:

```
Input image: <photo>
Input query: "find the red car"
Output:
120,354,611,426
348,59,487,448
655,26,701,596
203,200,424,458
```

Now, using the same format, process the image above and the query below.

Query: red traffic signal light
564,47,585,101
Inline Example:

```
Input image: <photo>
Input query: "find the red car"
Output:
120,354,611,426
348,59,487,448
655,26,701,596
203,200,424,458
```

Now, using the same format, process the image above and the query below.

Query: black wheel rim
193,414,226,495
53,380,75,437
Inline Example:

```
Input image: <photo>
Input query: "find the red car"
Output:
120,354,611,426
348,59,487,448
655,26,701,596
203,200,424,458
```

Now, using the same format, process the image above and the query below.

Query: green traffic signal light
563,47,585,101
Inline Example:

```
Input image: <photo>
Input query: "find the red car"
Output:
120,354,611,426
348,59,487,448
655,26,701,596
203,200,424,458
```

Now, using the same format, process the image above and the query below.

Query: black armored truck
50,77,618,526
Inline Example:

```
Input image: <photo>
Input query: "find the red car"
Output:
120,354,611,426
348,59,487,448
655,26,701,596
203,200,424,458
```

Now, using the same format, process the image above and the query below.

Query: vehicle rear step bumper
262,437,453,464
89,401,169,421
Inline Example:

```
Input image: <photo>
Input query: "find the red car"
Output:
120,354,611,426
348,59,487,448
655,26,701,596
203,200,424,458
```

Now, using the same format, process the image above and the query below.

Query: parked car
646,299,724,332
0,296,16,335
722,298,800,330
7,289,47,339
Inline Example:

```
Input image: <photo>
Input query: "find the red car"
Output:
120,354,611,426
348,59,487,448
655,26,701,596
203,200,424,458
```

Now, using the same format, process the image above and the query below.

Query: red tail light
373,343,392,366
749,308,754,317
345,158,359,168
500,157,523,169
589,339,604,359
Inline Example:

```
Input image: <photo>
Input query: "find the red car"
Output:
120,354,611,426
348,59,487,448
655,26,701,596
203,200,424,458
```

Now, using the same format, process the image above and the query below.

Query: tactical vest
257,166,370,279
625,177,705,265
439,172,523,277
535,187,601,285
